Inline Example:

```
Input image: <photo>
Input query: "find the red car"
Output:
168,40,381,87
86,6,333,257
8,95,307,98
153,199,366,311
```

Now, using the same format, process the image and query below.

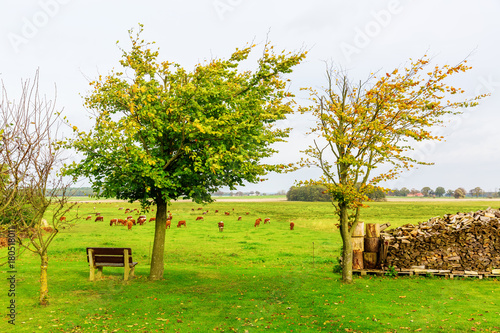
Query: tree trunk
39,251,49,305
149,196,168,281
339,203,353,283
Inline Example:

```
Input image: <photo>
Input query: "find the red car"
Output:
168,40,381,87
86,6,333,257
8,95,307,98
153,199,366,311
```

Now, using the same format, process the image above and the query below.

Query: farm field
2,199,500,332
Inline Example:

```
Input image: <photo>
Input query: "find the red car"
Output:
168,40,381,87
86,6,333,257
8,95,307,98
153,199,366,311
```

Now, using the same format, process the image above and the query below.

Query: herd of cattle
70,206,295,231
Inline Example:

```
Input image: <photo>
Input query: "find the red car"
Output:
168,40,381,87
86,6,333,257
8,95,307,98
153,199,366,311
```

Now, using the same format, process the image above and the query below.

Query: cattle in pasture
96,212,101,216
254,218,261,227
238,216,242,221
224,212,230,216
127,220,133,230
218,221,224,232
118,219,125,225
245,212,249,215
166,220,171,229
110,218,118,226
118,207,124,210
138,217,146,225
149,217,156,222
95,216,104,222
196,216,204,221
215,210,219,213
177,220,186,228
127,215,133,220
59,216,66,222
129,218,136,225
85,216,92,220
264,218,270,224
290,222,295,230
197,207,203,210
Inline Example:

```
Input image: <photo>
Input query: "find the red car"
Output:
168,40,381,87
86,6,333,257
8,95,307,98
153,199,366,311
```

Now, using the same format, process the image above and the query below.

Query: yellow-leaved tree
301,57,486,283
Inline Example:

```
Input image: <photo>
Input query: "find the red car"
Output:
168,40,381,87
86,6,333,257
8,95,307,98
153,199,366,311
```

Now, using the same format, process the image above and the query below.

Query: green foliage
385,265,398,277
366,188,386,201
63,25,307,207
435,186,446,197
286,185,330,202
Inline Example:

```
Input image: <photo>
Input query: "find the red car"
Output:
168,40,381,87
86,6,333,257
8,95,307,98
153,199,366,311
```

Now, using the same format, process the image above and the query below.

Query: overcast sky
1,0,499,194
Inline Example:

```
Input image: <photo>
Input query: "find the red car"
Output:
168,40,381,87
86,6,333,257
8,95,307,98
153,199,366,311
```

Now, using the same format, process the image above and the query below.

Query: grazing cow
197,207,203,210
110,218,118,226
96,212,101,216
125,208,131,213
168,214,173,220
254,218,261,227
215,210,219,213
290,222,295,230
138,215,146,220
59,216,66,222
218,221,224,232
127,215,133,220
118,218,125,225
138,217,146,225
118,207,124,210
95,216,104,222
191,208,195,211
166,220,171,229
149,217,156,222
85,216,92,220
264,218,270,224
196,216,204,221
245,212,249,215
129,218,136,225
237,216,242,221
127,220,133,230
224,212,230,216
177,220,186,228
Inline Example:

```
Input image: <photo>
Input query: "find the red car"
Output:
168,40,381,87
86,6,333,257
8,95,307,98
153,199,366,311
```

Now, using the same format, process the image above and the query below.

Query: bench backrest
86,247,134,264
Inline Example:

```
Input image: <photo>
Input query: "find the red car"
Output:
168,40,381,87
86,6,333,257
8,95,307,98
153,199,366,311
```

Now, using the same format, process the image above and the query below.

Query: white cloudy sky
1,0,499,194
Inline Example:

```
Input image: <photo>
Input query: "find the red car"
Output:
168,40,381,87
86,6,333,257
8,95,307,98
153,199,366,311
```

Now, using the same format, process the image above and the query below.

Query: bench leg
89,266,95,281
96,266,103,280
130,266,135,278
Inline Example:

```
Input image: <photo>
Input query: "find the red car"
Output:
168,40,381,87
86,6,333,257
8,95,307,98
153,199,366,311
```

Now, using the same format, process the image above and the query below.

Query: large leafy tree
64,26,306,280
301,57,485,283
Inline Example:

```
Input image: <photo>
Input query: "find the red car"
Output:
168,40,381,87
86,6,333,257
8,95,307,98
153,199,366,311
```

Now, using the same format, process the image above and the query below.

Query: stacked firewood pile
382,208,500,272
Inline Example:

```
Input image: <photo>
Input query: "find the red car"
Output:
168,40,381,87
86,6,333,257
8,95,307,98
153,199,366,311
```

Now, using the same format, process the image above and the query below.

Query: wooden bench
86,247,138,281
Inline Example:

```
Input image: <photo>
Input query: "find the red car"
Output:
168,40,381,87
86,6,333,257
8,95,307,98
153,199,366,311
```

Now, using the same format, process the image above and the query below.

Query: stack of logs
382,208,500,272
352,222,388,270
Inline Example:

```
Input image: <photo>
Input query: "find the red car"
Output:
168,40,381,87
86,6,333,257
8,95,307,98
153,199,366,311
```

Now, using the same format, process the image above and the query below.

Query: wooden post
353,250,364,269
352,237,364,251
364,237,380,252
365,223,380,238
363,252,378,269
88,249,95,281
124,249,130,281
353,221,365,237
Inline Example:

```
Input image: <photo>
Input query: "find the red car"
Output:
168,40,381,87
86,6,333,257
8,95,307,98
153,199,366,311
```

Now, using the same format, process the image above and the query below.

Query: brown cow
224,212,230,216
237,216,242,221
290,222,295,230
177,220,186,228
95,216,104,222
196,216,204,221
138,217,146,225
218,221,224,232
264,218,270,224
127,220,133,230
254,218,261,227
85,216,92,220
126,215,133,220
166,220,171,229
118,218,125,225
110,218,118,226
149,217,156,222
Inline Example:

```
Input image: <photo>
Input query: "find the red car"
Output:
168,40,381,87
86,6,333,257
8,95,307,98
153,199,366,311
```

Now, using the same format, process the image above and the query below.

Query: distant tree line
388,186,499,198
286,185,386,202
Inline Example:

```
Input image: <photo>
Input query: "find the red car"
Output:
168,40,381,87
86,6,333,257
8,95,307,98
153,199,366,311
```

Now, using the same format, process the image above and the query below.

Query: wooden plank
88,248,95,281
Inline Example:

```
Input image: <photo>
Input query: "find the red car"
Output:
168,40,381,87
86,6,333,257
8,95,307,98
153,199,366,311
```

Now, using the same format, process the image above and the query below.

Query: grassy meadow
1,198,500,332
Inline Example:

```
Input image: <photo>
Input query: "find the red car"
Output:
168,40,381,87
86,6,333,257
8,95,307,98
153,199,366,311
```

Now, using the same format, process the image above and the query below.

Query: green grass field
2,199,500,332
